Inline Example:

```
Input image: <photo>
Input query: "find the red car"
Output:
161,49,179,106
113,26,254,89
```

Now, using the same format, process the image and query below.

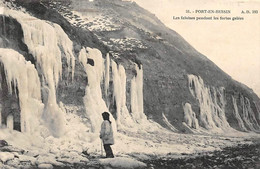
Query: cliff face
0,0,259,136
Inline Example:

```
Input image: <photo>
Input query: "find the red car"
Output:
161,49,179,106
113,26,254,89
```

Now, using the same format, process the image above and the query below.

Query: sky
134,0,260,97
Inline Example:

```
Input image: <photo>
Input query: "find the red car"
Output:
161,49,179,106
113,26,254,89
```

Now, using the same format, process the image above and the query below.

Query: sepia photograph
0,0,259,168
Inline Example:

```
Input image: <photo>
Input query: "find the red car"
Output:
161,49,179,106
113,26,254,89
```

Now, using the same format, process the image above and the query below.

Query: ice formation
232,96,248,131
111,60,135,128
254,102,260,122
1,3,259,168
3,8,76,137
162,113,178,132
0,103,2,128
131,64,146,123
104,53,110,98
6,115,13,130
183,103,199,129
79,47,116,133
0,49,43,133
0,6,4,14
186,74,230,132
232,95,260,132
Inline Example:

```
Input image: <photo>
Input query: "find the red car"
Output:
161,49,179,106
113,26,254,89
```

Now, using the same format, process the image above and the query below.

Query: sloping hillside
38,0,260,133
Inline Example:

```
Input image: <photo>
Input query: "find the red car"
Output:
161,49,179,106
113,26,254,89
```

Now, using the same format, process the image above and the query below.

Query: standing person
100,112,114,158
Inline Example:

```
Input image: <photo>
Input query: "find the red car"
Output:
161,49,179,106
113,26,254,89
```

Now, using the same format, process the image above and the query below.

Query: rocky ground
2,139,258,169
142,140,260,169
1,133,259,169
51,139,260,169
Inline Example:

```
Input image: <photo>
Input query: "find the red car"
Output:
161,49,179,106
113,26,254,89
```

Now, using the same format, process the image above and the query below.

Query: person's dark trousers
104,144,114,158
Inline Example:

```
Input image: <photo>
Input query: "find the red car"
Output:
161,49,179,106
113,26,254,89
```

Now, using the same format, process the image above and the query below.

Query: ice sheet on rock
232,95,260,132
232,96,248,131
187,74,230,132
183,103,199,129
162,113,178,132
3,8,75,136
99,157,147,169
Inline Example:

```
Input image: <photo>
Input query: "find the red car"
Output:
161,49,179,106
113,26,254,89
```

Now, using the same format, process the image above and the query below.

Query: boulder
0,152,15,163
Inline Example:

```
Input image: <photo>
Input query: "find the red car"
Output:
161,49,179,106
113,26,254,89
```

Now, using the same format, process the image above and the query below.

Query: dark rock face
0,15,35,64
0,140,8,147
1,0,259,133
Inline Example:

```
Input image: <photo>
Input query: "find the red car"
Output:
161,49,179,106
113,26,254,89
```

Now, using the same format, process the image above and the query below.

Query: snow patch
38,163,53,169
99,157,146,169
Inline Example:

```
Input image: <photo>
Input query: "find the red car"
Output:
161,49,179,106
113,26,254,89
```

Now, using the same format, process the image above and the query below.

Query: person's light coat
100,120,114,145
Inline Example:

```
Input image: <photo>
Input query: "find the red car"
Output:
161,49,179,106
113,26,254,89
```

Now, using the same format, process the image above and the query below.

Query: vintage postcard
0,0,259,168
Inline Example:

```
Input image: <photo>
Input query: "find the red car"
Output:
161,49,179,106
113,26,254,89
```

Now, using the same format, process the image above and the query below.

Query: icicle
111,60,121,126
2,15,6,36
111,60,135,128
0,48,44,133
104,53,110,98
6,114,13,130
53,24,75,80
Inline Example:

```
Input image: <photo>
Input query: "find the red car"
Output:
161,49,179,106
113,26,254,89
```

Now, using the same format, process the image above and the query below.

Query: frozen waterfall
232,95,260,132
0,49,44,133
111,60,135,128
2,8,75,137
185,74,230,132
79,47,116,133
131,64,146,123
232,96,248,131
